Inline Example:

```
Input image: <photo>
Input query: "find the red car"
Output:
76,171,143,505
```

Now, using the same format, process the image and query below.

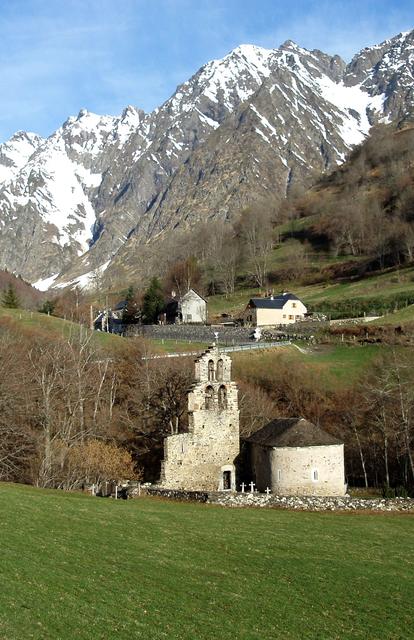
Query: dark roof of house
243,417,343,448
247,293,300,309
114,300,128,311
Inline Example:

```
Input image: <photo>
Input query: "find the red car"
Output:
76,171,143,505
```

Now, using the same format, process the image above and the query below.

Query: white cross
250,481,255,493
265,487,271,495
241,482,245,493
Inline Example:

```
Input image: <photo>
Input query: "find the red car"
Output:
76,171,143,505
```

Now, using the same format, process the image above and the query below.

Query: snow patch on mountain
32,272,60,291
316,76,386,144
54,259,110,291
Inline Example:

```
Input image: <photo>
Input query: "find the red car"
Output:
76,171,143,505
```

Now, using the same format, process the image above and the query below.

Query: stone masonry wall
251,443,346,496
160,346,240,491
142,487,414,512
271,444,346,496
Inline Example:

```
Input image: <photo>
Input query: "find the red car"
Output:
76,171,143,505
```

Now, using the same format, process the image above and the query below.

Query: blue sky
0,0,412,142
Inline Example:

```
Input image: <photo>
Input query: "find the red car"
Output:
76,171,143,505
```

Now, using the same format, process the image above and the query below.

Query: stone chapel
160,345,239,491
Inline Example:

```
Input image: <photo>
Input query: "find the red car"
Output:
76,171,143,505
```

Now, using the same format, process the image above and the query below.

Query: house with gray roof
242,292,307,326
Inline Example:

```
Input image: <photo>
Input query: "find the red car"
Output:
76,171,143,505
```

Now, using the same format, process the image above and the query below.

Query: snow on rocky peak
167,43,274,120
368,29,414,81
196,43,273,109
110,105,145,146
0,131,44,185
0,137,96,252
58,109,118,157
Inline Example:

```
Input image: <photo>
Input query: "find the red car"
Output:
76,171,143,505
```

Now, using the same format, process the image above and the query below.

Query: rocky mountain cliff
0,29,413,289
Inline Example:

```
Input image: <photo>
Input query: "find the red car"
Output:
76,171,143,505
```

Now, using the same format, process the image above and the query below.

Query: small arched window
217,359,224,381
205,385,214,410
208,360,215,381
218,385,227,410
312,469,319,482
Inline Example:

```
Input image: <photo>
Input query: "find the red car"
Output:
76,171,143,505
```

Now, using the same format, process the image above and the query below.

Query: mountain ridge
0,28,413,289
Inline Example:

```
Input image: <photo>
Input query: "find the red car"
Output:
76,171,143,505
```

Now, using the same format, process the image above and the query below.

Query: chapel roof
247,293,300,309
244,417,342,448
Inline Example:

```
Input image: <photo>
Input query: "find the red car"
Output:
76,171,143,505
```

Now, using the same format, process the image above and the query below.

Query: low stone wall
208,492,414,512
146,487,210,503
137,486,414,512
130,324,254,344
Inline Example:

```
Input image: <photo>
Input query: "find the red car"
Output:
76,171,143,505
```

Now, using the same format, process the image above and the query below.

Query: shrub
395,485,408,499
382,485,395,499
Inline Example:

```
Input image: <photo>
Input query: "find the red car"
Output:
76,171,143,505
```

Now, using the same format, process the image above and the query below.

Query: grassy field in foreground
1,484,413,640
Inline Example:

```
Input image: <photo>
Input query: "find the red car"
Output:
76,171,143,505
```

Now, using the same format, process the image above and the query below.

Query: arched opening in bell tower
218,385,227,410
205,385,214,410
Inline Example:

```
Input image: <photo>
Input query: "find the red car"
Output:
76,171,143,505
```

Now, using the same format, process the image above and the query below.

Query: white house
181,289,207,324
164,289,207,324
242,292,307,326
244,417,346,496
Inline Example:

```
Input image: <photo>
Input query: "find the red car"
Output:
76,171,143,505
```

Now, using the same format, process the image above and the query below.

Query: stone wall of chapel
271,444,346,496
251,444,346,496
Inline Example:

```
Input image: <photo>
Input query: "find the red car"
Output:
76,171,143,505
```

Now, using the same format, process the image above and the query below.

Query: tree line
1,311,413,493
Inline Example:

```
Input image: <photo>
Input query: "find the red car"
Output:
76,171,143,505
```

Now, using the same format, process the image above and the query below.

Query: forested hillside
290,124,414,268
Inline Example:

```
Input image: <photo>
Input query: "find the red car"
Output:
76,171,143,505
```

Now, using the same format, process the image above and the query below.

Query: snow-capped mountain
0,131,44,184
0,29,413,288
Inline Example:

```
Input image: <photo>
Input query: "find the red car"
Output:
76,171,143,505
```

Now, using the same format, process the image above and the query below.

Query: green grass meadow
232,343,385,389
1,484,413,640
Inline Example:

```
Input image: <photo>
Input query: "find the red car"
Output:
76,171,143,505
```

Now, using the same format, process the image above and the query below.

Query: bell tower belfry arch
160,345,240,491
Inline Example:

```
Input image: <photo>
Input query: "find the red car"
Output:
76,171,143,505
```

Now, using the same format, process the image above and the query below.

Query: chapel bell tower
160,345,240,491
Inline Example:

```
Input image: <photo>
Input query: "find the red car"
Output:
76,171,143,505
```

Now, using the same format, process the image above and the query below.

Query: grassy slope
0,306,387,385
0,308,210,356
0,484,413,640
149,338,209,353
372,304,414,325
208,265,414,321
232,344,385,389
0,308,126,353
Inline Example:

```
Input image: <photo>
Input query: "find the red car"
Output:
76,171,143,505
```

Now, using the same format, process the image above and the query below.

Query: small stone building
243,292,307,327
160,345,239,491
244,418,346,496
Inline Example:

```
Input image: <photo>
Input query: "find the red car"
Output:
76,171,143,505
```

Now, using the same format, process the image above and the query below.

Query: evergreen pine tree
1,284,20,309
142,278,164,324
39,299,55,315
122,285,137,324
